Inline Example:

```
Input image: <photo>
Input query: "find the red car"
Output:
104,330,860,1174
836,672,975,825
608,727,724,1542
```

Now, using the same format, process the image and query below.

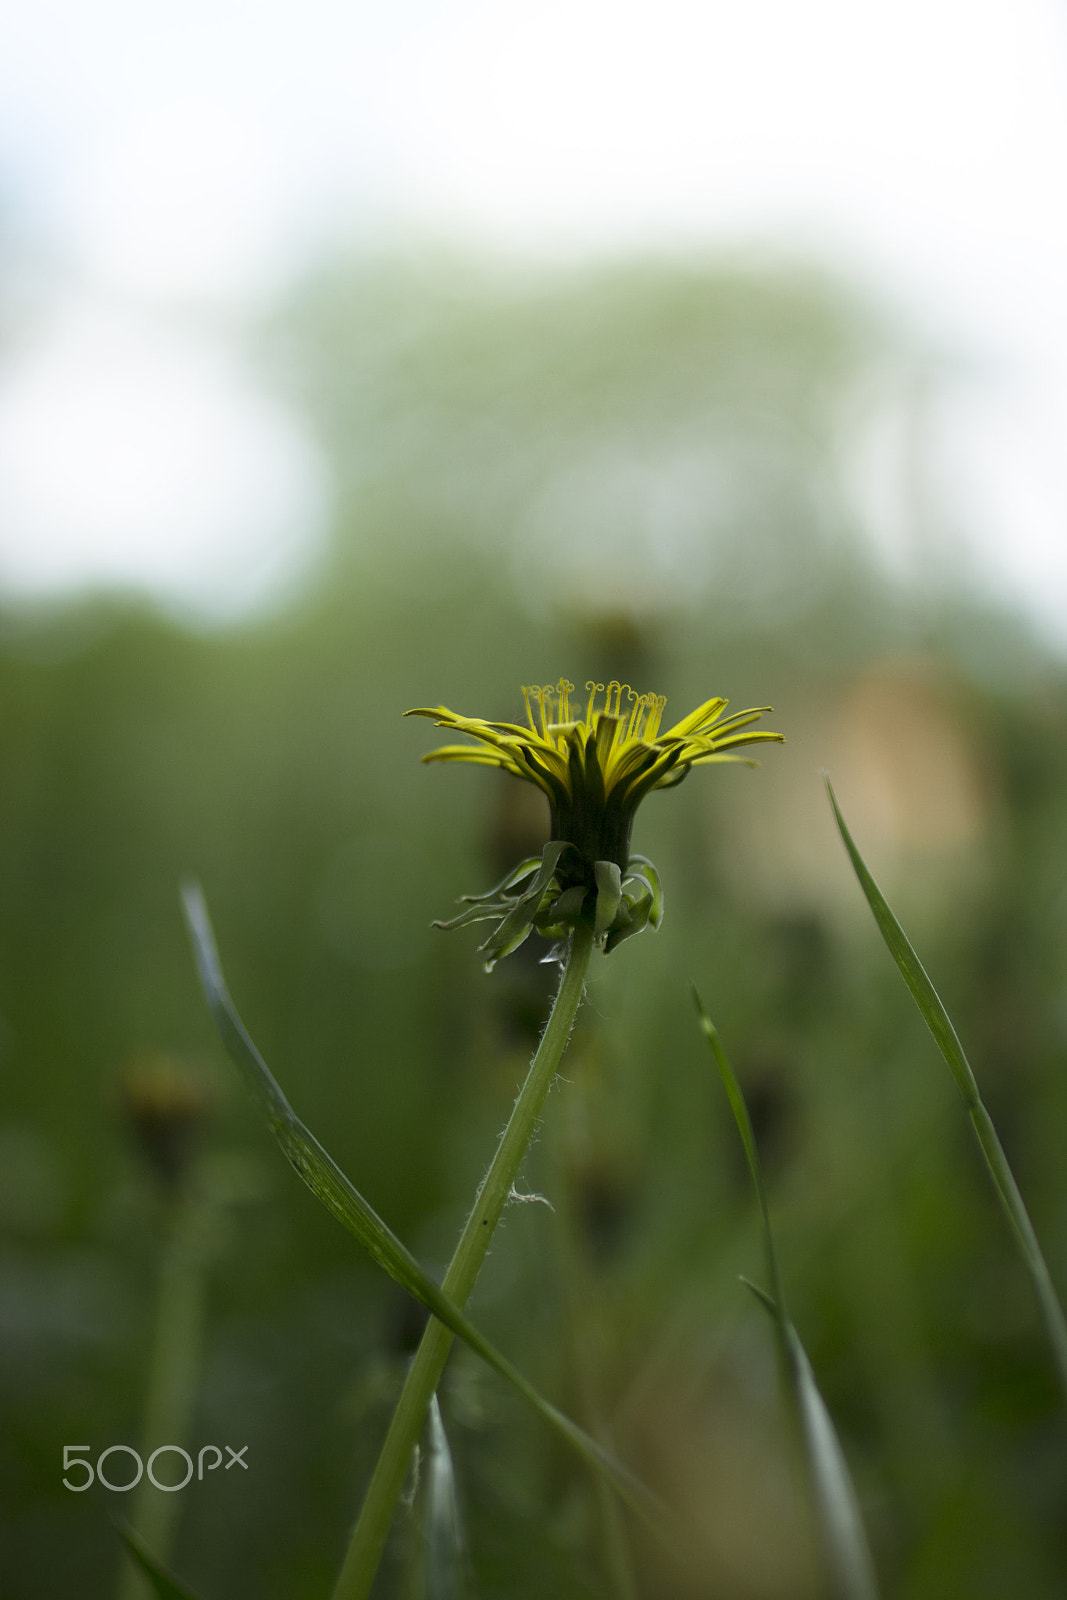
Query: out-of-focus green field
2,255,1066,1600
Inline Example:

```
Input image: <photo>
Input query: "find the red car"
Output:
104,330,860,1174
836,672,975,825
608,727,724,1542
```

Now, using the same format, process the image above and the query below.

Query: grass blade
693,992,786,1320
116,1525,206,1600
781,1323,880,1600
826,779,1067,1402
694,991,881,1600
180,881,659,1527
425,1396,468,1600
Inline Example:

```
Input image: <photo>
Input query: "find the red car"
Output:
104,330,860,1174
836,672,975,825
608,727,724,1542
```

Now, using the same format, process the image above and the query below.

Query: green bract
407,678,782,967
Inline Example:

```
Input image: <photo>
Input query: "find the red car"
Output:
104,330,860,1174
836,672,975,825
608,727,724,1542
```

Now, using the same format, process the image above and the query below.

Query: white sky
1,0,1067,634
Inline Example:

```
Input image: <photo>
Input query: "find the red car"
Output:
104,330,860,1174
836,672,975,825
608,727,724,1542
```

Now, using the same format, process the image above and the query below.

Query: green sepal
533,882,589,941
545,886,587,921
458,857,541,905
621,871,653,910
432,901,512,932
479,916,536,970
627,854,664,927
603,888,652,954
593,860,623,940
437,843,664,966
479,841,576,970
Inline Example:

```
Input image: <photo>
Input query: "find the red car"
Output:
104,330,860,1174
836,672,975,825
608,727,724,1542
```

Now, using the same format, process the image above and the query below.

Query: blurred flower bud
120,1054,213,1194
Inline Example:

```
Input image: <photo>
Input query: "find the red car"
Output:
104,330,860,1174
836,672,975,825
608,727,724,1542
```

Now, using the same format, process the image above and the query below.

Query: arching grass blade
694,991,881,1600
180,881,658,1526
826,779,1067,1403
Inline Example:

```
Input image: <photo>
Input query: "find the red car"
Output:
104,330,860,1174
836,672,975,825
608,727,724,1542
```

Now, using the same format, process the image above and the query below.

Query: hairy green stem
330,920,596,1600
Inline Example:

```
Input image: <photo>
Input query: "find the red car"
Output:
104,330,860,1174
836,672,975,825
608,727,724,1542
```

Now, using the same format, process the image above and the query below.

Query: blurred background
2,3,1067,1597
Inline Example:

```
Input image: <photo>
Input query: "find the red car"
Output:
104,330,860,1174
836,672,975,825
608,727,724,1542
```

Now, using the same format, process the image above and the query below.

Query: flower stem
330,920,596,1600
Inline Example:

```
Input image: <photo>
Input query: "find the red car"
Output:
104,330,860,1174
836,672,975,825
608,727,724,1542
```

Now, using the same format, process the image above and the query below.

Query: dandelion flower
407,678,782,967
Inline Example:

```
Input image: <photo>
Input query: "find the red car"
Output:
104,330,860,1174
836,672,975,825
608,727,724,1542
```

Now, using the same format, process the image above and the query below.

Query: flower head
407,678,782,967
